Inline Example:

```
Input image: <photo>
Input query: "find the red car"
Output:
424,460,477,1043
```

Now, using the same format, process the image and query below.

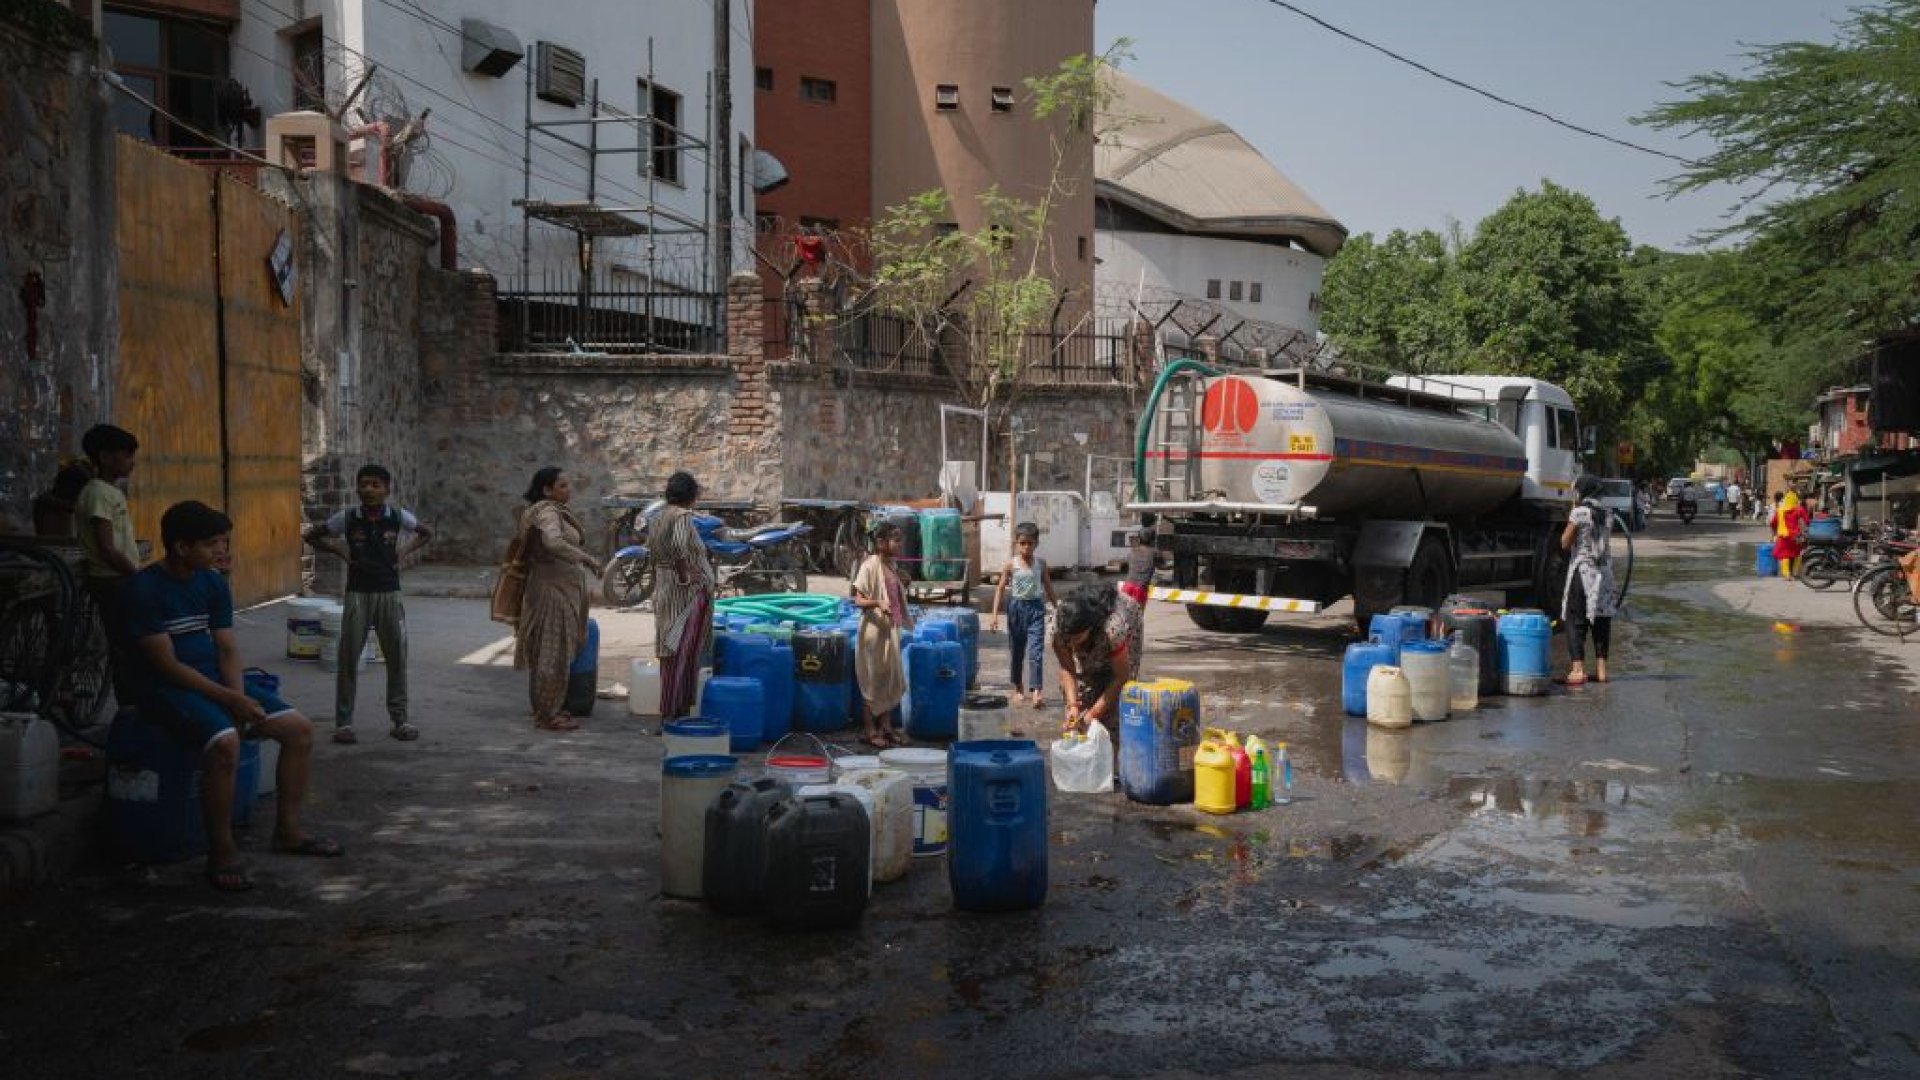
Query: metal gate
114,138,302,606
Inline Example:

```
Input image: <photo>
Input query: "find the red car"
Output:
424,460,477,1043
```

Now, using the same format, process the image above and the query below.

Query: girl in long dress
513,467,599,731
852,521,913,748
651,471,716,720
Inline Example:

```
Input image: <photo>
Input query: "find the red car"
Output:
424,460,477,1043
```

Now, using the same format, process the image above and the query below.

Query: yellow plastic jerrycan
1194,727,1238,814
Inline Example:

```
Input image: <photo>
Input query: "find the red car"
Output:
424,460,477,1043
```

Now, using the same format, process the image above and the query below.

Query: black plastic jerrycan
763,792,871,931
703,777,792,915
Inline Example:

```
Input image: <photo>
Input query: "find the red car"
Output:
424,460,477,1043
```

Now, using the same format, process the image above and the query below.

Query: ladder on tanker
1145,369,1205,503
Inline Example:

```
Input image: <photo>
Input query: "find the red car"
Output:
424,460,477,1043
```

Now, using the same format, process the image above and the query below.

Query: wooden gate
114,138,302,606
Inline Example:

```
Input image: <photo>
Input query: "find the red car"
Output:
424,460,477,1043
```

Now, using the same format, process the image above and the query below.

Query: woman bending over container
1560,475,1617,687
651,471,716,720
512,467,600,731
1051,581,1143,739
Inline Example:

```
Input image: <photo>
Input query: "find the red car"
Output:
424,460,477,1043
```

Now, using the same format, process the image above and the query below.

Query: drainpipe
400,195,459,272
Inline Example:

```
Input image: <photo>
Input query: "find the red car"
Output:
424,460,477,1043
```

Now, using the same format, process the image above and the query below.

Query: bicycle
1853,553,1920,638
0,538,112,738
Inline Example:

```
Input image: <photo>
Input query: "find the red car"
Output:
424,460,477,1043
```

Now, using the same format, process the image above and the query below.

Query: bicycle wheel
0,600,57,708
831,512,867,580
1853,565,1920,637
51,611,112,729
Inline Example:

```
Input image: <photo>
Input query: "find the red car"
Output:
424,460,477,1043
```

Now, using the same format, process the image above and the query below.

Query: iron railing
498,268,720,355
824,312,1140,386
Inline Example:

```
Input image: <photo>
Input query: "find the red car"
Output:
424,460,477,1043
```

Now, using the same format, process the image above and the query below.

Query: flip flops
206,861,255,892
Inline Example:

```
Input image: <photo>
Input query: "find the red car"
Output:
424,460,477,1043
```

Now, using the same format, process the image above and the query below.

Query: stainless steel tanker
1134,366,1581,632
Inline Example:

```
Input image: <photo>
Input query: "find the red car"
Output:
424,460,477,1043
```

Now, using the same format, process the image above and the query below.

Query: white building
225,0,756,300
1095,73,1344,345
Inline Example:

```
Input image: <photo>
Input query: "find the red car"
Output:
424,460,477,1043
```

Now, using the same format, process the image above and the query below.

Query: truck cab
1387,375,1580,508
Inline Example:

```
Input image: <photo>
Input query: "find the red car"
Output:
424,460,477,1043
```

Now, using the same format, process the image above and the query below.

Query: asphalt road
2,514,1914,1079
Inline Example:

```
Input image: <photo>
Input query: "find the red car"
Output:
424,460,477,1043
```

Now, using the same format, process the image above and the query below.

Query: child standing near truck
988,522,1056,708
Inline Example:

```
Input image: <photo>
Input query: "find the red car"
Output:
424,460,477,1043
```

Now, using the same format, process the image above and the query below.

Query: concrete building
869,0,1096,304
168,0,759,299
1094,72,1345,339
752,0,871,259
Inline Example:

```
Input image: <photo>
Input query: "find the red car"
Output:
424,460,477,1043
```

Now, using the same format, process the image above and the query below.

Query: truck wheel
1186,603,1268,634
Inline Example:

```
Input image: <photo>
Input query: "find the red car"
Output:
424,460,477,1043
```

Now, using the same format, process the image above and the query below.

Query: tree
1638,1,1920,348
1318,228,1467,374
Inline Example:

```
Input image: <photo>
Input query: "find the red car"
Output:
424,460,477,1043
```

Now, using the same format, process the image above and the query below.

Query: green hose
713,593,847,627
1133,357,1224,503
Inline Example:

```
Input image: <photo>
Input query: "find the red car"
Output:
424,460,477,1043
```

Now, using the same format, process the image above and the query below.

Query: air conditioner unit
535,42,586,107
461,19,523,79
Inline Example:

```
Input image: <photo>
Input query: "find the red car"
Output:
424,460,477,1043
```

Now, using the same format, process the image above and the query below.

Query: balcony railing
498,269,720,355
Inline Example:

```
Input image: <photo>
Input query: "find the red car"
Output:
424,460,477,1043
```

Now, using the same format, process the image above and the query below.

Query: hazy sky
1097,0,1859,250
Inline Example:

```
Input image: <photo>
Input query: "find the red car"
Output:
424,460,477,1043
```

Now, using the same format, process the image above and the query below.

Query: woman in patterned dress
512,467,599,731
650,471,716,720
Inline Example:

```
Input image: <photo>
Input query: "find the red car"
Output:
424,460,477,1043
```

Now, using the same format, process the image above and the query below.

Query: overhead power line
1255,0,1702,168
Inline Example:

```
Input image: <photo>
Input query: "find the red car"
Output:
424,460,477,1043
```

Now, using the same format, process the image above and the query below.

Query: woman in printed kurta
513,467,599,731
1050,582,1144,739
852,521,912,748
651,471,716,720
1559,475,1617,686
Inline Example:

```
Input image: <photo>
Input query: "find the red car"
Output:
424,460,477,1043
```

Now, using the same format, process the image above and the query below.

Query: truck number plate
1288,434,1317,454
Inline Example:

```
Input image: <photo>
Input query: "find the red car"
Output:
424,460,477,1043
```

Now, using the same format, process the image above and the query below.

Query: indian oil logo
1202,377,1261,446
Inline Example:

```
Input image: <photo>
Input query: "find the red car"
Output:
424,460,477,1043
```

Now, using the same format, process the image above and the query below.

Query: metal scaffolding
510,42,716,354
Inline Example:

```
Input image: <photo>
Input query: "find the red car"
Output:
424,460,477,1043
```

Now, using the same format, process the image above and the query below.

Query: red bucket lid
767,754,829,768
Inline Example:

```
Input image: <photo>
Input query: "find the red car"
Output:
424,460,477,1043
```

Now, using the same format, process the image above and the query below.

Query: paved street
3,514,1916,1079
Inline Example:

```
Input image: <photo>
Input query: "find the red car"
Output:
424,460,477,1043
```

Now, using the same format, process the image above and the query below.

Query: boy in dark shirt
304,464,431,744
127,501,342,891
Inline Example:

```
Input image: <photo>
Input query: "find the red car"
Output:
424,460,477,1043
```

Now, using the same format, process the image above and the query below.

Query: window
739,135,751,211
1249,282,1263,303
1229,281,1244,302
934,84,959,111
754,66,772,92
104,9,230,148
1205,279,1222,300
290,23,324,112
800,216,840,232
1077,235,1088,261
1558,408,1581,452
800,77,836,104
991,86,1014,112
639,80,683,186
756,212,780,234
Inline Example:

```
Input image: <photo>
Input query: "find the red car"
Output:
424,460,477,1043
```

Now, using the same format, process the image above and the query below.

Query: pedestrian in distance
1725,480,1744,520
510,467,600,732
304,464,431,744
987,522,1056,709
32,459,93,539
1770,489,1809,579
124,500,343,891
1051,581,1143,740
851,520,913,749
650,471,716,721
1559,475,1617,687
75,424,143,703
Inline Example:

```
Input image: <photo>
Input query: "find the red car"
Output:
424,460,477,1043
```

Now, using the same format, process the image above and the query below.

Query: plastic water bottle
1249,747,1270,809
1275,742,1293,805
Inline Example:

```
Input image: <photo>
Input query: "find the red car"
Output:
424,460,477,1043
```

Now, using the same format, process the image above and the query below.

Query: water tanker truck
1130,364,1583,631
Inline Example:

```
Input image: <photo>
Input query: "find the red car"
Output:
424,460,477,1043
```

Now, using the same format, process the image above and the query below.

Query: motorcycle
601,499,813,607
1676,495,1698,525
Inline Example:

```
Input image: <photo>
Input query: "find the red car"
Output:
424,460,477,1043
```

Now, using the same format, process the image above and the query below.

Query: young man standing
304,464,431,744
75,424,142,700
126,501,342,891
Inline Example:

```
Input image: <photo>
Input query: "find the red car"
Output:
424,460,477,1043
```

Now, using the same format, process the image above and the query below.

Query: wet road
3,518,1916,1078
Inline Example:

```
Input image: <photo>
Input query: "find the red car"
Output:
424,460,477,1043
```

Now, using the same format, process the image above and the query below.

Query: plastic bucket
285,597,326,662
832,753,884,778
764,733,832,788
662,718,729,759
661,754,738,899
878,747,949,857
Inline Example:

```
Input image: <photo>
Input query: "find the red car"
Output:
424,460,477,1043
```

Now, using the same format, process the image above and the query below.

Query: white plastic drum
660,755,738,899
878,747,949,857
284,597,327,662
833,767,914,883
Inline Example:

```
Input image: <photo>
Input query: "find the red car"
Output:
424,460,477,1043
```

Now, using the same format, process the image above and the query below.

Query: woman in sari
512,467,599,731
651,471,716,719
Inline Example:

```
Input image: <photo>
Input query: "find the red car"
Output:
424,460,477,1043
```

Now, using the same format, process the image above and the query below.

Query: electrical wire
1254,0,1702,168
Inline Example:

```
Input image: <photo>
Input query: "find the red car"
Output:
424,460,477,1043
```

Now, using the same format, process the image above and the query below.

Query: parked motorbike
601,499,812,607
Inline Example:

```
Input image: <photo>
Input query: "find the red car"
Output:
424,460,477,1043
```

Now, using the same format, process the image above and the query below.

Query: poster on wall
268,229,296,305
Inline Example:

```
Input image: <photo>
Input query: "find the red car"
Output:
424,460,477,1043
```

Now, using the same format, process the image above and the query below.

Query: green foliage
1638,1,1920,344
1319,229,1466,375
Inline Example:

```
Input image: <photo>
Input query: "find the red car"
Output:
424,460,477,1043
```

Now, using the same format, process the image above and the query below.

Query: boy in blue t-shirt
125,500,344,891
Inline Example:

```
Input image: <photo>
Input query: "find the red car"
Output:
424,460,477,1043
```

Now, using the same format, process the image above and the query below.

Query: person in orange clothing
1770,490,1810,578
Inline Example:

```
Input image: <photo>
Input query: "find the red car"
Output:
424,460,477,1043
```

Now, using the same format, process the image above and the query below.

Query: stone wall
0,8,116,532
